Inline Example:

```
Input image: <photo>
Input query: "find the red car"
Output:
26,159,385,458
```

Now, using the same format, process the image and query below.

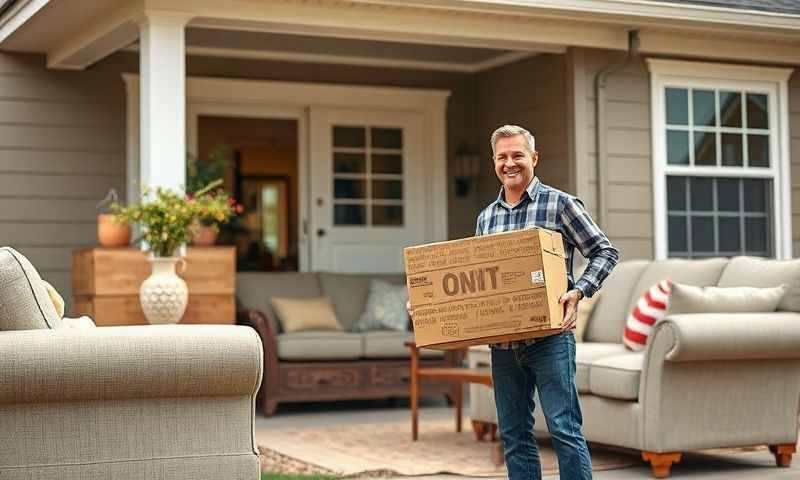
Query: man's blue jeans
491,332,592,480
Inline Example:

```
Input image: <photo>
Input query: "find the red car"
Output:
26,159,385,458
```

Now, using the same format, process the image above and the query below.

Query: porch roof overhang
1,0,800,70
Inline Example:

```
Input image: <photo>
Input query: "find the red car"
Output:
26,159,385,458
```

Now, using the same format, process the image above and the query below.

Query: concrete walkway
256,398,798,479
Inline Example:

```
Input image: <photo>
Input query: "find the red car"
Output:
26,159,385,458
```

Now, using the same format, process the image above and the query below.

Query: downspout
594,30,640,228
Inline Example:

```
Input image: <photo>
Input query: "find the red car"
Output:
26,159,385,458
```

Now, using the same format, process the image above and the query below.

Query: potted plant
187,146,233,246
96,189,131,247
111,181,237,324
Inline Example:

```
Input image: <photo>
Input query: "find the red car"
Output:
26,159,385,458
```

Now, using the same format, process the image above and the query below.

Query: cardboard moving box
404,228,568,349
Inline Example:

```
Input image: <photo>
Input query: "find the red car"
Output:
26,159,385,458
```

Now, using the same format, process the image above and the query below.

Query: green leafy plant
186,145,231,195
111,180,238,257
186,145,241,229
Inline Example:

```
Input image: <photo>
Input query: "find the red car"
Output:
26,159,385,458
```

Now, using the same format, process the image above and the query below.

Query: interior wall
475,54,571,209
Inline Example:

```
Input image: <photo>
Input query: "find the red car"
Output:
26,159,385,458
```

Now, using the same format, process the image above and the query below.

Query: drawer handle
476,362,490,368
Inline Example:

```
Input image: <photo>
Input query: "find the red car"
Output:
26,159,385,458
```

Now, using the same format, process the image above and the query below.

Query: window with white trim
648,60,793,260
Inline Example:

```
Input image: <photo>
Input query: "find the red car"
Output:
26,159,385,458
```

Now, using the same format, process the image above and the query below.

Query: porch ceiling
2,0,800,70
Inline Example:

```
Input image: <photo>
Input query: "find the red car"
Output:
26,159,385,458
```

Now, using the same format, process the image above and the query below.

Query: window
332,125,404,226
648,59,792,259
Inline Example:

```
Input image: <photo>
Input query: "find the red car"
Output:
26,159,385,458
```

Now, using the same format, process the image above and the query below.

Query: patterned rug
256,419,641,477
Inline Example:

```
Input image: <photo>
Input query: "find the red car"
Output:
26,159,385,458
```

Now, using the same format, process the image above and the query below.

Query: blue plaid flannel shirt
475,177,620,348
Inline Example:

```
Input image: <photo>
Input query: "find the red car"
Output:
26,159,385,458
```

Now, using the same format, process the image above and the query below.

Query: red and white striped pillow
623,279,672,351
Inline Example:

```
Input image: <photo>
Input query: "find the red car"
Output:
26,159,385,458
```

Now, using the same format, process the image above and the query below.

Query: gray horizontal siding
0,53,126,304
789,71,800,257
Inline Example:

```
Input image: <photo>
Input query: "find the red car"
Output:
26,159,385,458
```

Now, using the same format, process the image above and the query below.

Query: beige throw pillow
41,279,65,319
575,292,600,343
271,297,342,333
667,283,788,316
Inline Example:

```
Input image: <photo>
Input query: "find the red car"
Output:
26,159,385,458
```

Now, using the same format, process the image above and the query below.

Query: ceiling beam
45,0,145,70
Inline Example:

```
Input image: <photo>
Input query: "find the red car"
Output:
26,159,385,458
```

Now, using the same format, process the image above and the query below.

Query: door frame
122,74,450,272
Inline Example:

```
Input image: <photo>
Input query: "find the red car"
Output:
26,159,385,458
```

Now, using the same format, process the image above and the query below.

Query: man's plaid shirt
476,177,620,347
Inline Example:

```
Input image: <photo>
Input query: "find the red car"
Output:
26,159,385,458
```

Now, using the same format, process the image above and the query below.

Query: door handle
317,228,326,237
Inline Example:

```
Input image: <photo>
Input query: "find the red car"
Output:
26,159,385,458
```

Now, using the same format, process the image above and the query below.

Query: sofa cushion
627,258,728,315
717,256,800,312
362,330,444,359
575,342,628,393
318,273,404,331
277,331,362,360
271,296,342,333
236,272,322,329
0,247,61,330
667,283,787,315
589,352,643,401
584,261,649,343
352,279,409,332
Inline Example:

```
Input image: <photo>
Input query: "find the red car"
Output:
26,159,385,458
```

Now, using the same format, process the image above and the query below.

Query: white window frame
647,59,794,260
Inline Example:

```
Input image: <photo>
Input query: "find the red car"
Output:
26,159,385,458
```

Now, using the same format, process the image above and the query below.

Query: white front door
309,108,426,273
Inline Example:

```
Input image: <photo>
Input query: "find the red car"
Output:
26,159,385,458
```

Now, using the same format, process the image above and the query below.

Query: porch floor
255,397,799,479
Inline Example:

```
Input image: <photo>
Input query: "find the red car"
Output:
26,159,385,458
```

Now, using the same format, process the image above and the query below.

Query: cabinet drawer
281,366,363,393
369,364,411,387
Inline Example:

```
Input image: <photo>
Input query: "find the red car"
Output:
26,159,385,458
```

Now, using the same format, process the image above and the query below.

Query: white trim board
646,58,794,260
122,74,451,270
123,43,543,74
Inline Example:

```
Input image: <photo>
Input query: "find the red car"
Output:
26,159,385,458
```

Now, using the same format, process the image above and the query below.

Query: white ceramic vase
139,256,188,325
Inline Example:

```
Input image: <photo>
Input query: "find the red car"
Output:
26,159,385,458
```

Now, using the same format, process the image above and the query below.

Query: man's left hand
559,289,583,332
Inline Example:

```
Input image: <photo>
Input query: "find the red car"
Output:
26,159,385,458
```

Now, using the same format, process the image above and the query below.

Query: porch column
138,11,192,192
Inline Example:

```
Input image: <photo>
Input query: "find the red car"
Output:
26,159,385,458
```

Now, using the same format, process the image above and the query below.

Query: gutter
594,29,639,228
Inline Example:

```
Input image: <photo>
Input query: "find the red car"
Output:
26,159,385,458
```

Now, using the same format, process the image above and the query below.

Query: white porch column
138,11,192,193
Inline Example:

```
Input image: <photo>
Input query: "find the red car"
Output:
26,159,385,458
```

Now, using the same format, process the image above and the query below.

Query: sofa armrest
651,312,800,362
0,325,263,405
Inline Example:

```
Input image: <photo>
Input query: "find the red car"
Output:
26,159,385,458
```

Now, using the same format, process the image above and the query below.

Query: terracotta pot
139,256,188,325
97,213,131,247
192,225,219,246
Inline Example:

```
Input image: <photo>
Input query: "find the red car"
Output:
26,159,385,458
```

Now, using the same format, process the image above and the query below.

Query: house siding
573,47,800,261
475,54,571,207
0,53,126,302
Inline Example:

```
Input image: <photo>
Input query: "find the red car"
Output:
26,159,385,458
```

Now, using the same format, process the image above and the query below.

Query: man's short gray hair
490,125,536,156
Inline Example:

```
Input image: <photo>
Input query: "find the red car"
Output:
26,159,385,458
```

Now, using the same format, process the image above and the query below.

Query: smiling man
476,125,619,480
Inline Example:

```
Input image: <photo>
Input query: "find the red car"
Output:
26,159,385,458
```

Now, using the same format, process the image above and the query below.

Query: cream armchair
0,247,263,479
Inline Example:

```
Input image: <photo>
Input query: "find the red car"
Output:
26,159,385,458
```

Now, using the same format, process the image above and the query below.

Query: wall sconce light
454,142,481,197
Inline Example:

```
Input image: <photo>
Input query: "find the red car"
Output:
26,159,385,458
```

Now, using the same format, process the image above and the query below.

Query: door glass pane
334,204,366,225
333,126,366,148
718,217,741,254
717,178,740,212
720,91,742,128
693,89,716,127
690,177,713,211
665,88,689,125
747,134,770,167
371,128,403,149
372,205,403,226
745,217,768,254
743,179,767,212
667,130,690,165
371,180,403,200
721,133,743,166
668,214,688,254
694,131,716,166
372,154,403,174
333,152,366,173
334,179,366,199
746,93,769,129
667,176,686,211
691,216,714,253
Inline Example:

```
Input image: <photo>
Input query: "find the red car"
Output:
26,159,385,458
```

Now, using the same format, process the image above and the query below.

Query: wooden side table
406,341,493,441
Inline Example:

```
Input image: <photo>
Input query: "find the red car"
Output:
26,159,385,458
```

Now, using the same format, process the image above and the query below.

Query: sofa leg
263,399,278,417
768,444,795,467
489,423,497,442
472,420,488,441
641,451,682,478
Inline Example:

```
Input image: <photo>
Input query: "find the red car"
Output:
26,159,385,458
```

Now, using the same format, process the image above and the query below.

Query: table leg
410,345,419,441
454,381,462,433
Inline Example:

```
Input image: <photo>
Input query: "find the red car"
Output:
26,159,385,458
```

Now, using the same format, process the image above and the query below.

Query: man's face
493,134,538,191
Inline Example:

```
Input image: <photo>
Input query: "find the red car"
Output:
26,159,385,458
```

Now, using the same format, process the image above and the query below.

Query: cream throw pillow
41,279,65,319
575,292,600,343
271,297,342,333
667,283,788,315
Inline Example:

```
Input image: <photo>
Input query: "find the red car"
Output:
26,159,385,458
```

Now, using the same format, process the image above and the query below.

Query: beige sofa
236,272,459,416
0,247,264,479
469,257,800,478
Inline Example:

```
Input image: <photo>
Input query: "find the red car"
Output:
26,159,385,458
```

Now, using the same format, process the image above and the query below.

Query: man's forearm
574,245,619,298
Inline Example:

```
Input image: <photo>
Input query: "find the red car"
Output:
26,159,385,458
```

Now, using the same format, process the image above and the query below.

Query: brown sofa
236,272,460,415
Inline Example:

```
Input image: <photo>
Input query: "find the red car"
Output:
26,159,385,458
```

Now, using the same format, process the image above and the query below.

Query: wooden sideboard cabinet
71,247,236,326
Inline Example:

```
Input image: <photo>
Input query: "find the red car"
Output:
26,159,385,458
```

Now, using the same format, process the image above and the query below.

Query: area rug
256,419,640,477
